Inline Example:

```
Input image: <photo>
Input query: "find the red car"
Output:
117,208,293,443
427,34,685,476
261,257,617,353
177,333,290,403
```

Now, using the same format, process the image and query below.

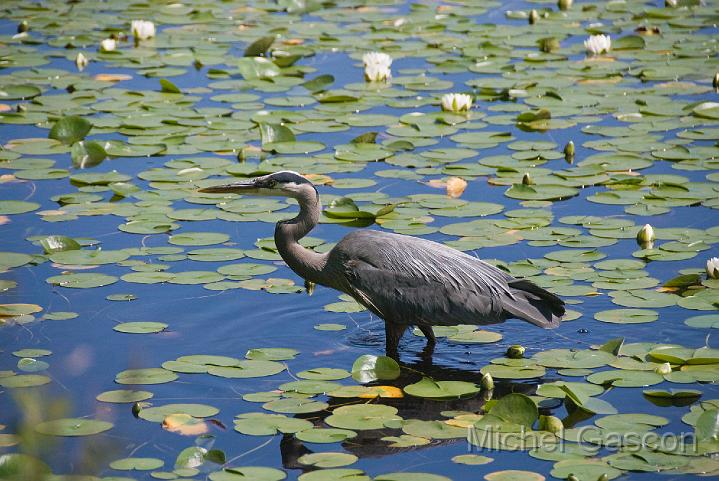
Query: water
1,0,719,479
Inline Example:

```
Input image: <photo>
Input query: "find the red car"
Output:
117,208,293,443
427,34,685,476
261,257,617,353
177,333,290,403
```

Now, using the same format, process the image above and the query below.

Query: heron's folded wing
343,258,505,326
340,230,514,298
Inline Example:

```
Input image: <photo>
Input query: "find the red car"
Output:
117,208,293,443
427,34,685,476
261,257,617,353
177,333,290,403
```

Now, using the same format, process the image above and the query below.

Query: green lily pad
325,404,400,430
234,413,313,436
298,452,358,469
115,368,178,385
110,457,164,471
404,377,480,400
35,418,113,437
295,428,357,443
138,403,219,422
594,309,659,324
351,355,400,383
46,273,118,289
48,116,92,145
113,322,167,334
0,374,51,388
168,232,230,246
208,360,285,378
96,389,154,403
0,201,40,215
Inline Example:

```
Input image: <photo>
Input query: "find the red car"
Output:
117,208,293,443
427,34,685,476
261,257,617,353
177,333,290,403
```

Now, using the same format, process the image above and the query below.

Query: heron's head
198,171,317,200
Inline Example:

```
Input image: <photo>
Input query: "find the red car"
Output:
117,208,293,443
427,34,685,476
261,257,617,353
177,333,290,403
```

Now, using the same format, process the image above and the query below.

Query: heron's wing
343,258,504,326
336,231,563,327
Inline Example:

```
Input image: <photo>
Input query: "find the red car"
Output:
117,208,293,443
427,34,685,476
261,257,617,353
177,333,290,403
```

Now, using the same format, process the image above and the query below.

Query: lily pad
35,418,113,437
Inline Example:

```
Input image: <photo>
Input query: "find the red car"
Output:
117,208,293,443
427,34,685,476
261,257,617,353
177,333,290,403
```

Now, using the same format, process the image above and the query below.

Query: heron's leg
417,325,436,347
384,322,407,360
417,325,436,364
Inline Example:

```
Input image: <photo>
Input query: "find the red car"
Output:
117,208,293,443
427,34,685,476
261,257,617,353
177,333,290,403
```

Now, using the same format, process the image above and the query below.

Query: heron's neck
274,189,327,284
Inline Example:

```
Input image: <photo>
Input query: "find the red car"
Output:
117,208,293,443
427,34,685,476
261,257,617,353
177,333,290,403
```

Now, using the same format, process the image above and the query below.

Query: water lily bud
17,20,29,33
75,52,88,71
99,38,116,52
539,37,560,53
636,224,655,245
440,93,472,113
707,257,719,279
558,0,573,10
539,415,564,434
597,475,609,481
584,34,611,55
665,0,677,6
238,145,264,162
480,372,494,390
362,52,392,83
305,279,315,295
713,73,719,90
132,401,151,417
529,9,539,24
655,362,672,375
521,173,532,186
564,140,575,159
16,104,27,113
567,476,579,481
507,344,525,359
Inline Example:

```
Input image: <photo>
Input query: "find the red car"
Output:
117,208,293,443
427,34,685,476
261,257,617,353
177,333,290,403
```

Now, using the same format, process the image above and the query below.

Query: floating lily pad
208,360,285,378
96,389,154,403
298,452,358,468
46,273,118,289
115,368,178,385
234,413,313,436
351,355,400,383
35,418,113,437
110,457,164,471
295,428,357,443
404,377,480,400
138,403,219,422
0,201,40,215
0,374,51,388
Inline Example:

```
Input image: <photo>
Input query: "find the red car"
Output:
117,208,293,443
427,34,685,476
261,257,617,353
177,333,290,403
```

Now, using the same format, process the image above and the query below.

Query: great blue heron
199,171,564,358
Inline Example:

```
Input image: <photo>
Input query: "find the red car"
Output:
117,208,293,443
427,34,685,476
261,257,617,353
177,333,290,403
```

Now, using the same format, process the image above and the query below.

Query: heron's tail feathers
503,279,565,328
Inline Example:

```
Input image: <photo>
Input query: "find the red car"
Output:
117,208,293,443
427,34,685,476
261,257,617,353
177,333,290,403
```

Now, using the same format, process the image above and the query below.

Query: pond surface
1,0,719,480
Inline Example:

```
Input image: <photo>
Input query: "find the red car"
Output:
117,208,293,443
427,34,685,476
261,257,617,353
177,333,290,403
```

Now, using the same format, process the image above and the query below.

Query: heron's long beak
198,179,258,194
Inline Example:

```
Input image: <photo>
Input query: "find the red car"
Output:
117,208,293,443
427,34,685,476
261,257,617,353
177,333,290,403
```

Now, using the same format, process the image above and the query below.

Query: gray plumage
200,171,564,358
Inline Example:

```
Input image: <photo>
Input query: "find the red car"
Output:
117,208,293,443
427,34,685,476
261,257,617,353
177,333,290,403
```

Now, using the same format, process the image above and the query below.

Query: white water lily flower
584,34,611,55
362,52,392,82
99,38,116,52
364,62,392,82
75,52,88,71
362,52,392,67
440,93,473,113
707,257,719,279
131,20,156,40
